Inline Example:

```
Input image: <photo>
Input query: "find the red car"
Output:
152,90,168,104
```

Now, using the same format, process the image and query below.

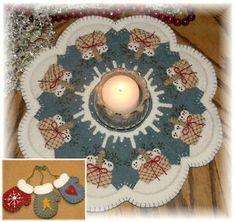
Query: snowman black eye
176,126,180,130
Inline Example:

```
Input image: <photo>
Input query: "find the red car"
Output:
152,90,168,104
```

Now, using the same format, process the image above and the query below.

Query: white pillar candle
101,75,140,114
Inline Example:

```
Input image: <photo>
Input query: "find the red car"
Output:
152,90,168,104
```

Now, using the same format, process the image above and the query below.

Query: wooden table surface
5,6,230,217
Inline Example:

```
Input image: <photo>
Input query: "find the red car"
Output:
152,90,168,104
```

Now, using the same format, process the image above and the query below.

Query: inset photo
2,159,86,220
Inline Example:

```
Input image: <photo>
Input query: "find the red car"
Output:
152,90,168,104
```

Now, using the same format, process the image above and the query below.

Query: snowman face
166,67,175,77
54,114,62,122
102,159,114,171
86,155,96,164
53,114,65,126
172,80,185,92
128,42,139,52
179,110,190,122
131,159,142,170
62,72,72,82
172,124,183,139
152,148,161,157
54,85,66,97
147,148,161,159
63,131,71,143
144,48,155,56
82,50,94,60
137,155,146,164
97,44,108,54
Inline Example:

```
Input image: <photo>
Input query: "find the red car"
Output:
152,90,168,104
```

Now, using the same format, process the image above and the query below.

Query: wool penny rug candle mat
19,16,222,212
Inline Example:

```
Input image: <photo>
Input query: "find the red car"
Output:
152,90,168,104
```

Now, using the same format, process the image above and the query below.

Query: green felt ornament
33,183,61,219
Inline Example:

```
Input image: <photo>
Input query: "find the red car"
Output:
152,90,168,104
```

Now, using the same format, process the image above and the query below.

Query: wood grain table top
4,6,230,217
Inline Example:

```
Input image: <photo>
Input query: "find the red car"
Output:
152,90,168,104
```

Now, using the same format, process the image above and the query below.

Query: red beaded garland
167,15,174,24
181,17,189,26
70,11,78,19
78,11,84,18
159,14,166,22
85,9,91,16
173,18,181,26
62,13,69,20
20,6,196,27
188,14,196,21
55,14,63,22
93,9,99,16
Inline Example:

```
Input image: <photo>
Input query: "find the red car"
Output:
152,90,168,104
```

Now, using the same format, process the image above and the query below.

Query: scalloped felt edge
18,16,223,212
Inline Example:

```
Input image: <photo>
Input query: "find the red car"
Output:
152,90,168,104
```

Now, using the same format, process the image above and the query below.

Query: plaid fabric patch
76,31,106,54
180,114,205,145
37,117,66,149
173,59,198,89
39,64,65,93
130,28,160,49
87,164,112,188
138,155,171,184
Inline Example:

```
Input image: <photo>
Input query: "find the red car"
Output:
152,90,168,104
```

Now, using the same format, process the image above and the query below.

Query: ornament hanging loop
26,165,59,185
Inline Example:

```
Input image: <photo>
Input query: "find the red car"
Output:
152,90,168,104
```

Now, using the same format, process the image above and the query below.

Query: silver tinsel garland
5,6,55,93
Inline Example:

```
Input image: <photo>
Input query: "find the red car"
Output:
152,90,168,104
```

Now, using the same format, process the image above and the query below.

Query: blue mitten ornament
53,173,84,204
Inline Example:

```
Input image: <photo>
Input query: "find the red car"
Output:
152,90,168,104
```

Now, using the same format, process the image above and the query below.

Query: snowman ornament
86,150,113,188
170,110,206,145
38,64,76,97
164,59,198,92
38,114,74,150
128,28,160,59
132,148,171,184
76,31,108,62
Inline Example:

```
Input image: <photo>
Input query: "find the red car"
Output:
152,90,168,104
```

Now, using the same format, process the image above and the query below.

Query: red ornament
65,185,78,196
159,14,166,22
93,9,99,16
70,11,78,19
78,10,84,18
55,14,63,22
85,9,91,16
167,16,174,24
108,10,116,19
62,13,69,20
3,186,31,212
100,10,107,17
151,10,160,18
173,18,181,26
181,18,189,26
49,15,55,23
188,14,196,21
